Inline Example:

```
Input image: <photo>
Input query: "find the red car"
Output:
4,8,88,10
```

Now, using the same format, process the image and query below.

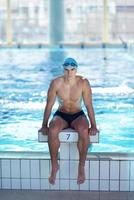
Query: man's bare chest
57,84,82,100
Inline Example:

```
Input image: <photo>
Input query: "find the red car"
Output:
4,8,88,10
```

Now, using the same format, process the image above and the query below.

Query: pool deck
0,151,134,160
0,190,134,200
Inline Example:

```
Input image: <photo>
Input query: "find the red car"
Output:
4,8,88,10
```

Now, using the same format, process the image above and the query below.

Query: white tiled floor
11,178,21,189
30,160,40,179
120,161,130,180
11,160,20,178
110,161,119,180
130,181,134,191
120,181,129,191
31,178,40,190
60,160,69,179
60,143,69,159
130,161,134,180
40,160,50,178
69,179,79,190
50,179,59,190
69,160,78,180
100,161,109,180
60,179,69,190
110,180,119,191
21,179,31,189
21,160,30,178
69,144,79,160
1,178,11,189
90,180,99,191
90,160,99,179
40,179,49,190
0,152,134,191
100,180,109,191
80,179,89,190
1,160,10,178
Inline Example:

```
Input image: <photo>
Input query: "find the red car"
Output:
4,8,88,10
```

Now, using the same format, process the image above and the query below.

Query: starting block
38,128,99,143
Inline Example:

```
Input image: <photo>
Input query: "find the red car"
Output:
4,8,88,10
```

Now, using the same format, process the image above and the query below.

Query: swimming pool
0,47,134,152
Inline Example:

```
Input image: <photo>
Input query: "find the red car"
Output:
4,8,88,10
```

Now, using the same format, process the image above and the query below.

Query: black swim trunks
53,110,87,127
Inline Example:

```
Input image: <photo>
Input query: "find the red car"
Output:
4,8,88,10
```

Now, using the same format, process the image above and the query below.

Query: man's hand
88,127,99,135
38,126,49,135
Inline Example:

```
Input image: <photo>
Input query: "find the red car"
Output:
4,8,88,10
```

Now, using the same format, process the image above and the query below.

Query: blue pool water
0,47,134,152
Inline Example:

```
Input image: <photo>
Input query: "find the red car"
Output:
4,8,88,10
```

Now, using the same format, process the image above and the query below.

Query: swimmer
39,57,99,184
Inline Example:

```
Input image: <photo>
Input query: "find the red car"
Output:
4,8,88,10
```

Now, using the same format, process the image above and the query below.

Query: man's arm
39,80,57,134
82,78,98,135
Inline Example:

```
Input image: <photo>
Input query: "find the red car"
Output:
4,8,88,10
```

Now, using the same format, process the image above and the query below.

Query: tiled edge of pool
0,152,134,191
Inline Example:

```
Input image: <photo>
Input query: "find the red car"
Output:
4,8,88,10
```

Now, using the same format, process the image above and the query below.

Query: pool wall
0,151,134,191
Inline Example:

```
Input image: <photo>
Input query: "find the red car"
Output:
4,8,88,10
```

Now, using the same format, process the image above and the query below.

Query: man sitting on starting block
38,57,99,185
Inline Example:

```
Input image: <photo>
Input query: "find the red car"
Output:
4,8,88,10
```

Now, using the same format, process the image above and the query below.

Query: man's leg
71,116,89,184
48,116,68,184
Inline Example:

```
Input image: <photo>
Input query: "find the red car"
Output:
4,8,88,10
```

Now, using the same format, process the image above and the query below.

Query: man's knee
78,127,89,140
48,124,60,139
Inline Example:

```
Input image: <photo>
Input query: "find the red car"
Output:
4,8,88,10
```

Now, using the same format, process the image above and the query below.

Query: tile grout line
0,159,1,189
49,159,50,190
20,159,22,190
129,160,131,192
39,159,41,190
10,159,12,189
109,160,110,192
69,143,70,190
119,160,121,191
98,160,100,191
59,157,61,190
30,159,31,189
89,160,90,191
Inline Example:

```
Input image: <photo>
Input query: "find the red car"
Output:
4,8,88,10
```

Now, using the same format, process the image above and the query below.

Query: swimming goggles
63,62,77,67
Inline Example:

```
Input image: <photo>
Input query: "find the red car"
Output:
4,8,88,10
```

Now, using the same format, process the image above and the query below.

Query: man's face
64,66,77,78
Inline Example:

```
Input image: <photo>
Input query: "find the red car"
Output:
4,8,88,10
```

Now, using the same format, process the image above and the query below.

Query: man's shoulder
77,76,91,91
52,76,63,83
50,76,63,87
77,76,89,83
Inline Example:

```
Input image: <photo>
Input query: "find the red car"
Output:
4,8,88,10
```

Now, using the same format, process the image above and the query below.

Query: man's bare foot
49,164,59,185
77,164,85,184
